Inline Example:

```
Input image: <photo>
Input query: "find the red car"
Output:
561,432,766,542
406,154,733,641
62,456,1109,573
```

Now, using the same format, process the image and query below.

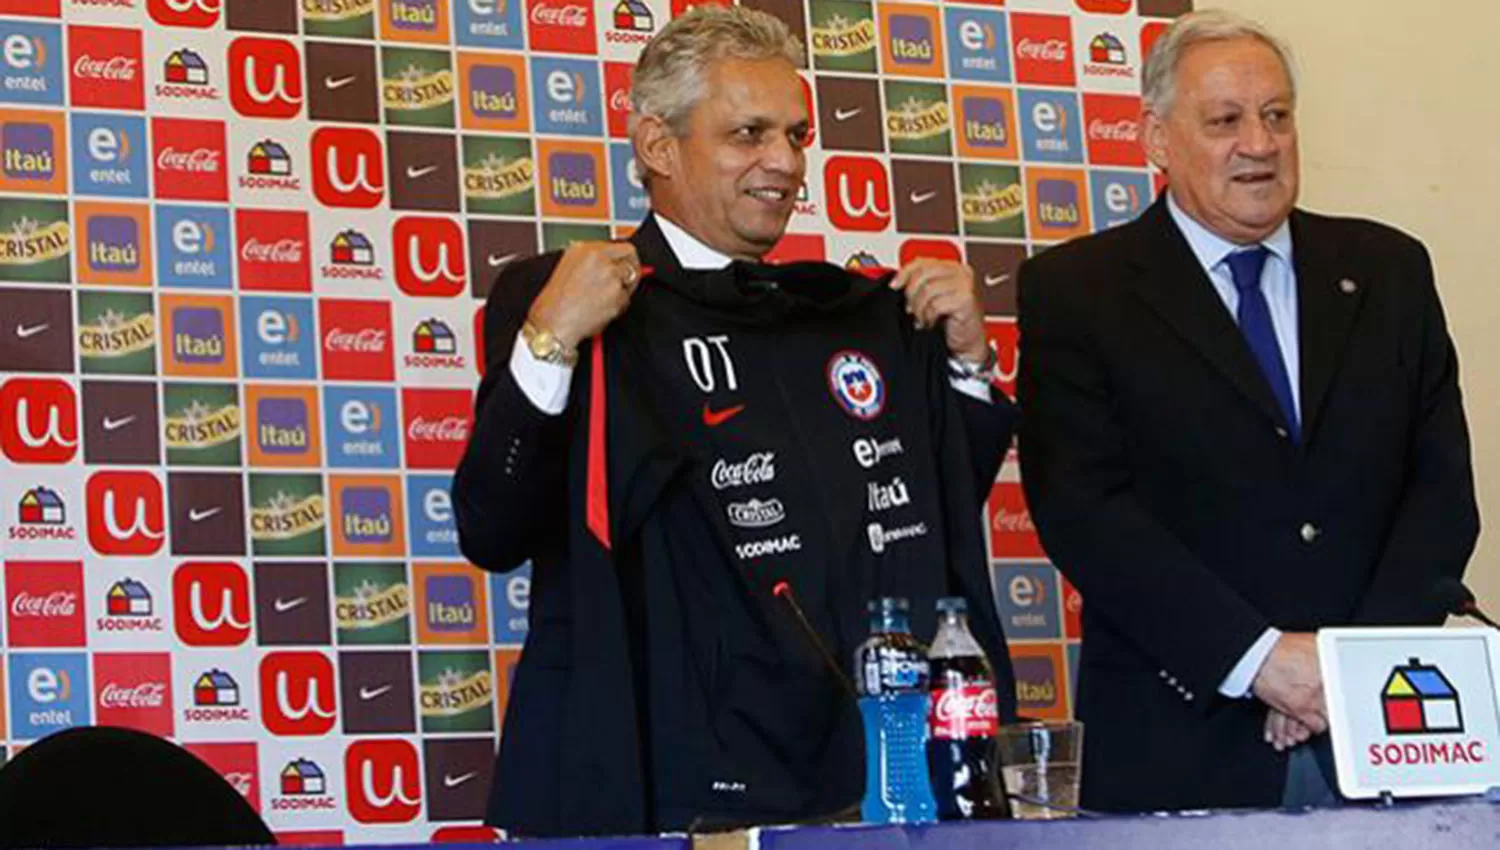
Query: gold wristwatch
521,320,579,367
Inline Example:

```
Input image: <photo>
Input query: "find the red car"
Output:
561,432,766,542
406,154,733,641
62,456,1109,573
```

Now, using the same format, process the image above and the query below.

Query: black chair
0,726,275,848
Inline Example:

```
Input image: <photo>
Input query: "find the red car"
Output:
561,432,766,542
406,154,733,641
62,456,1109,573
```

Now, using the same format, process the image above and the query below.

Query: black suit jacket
1016,197,1479,812
453,215,1017,835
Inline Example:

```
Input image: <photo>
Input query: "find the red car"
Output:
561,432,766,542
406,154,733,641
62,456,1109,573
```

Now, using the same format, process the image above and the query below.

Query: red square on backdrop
603,62,634,139
525,0,597,54
1011,14,1076,87
151,117,229,202
984,317,1019,398
148,0,221,27
899,238,961,266
67,26,145,110
5,561,85,648
988,480,1045,559
319,298,395,381
765,233,826,264
1061,575,1083,640
1083,93,1146,167
6,0,60,16
94,652,175,738
185,743,261,812
236,209,312,292
401,387,472,470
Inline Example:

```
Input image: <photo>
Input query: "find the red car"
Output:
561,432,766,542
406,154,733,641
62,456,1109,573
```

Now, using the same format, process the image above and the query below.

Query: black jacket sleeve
451,253,572,573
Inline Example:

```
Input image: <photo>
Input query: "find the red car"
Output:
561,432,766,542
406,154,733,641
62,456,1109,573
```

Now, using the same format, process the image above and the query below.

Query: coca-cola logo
241,238,305,264
530,3,588,26
1016,39,1068,62
710,452,777,491
929,684,1000,738
407,416,469,443
74,55,140,81
993,506,1035,533
324,328,388,353
157,147,222,173
11,591,78,618
1088,119,1138,142
609,89,631,112
99,681,168,709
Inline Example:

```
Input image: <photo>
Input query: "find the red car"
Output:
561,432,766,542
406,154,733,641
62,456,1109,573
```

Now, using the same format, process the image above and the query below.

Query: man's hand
1251,632,1327,735
527,242,643,350
889,259,989,365
1265,708,1315,752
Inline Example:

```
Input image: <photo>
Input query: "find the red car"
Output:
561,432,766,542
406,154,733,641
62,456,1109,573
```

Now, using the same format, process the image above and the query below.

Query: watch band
949,342,999,382
521,320,579,368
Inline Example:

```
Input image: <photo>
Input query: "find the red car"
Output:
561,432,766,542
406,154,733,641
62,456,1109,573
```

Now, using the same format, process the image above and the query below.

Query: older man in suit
1018,10,1478,812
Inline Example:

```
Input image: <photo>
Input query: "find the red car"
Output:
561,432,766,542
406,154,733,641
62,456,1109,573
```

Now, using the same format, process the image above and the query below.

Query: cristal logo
346,740,422,823
73,55,139,81
1,378,79,464
1016,39,1068,62
228,38,303,119
173,562,251,646
407,416,468,443
86,471,166,557
99,682,167,709
311,127,385,209
325,328,388,353
156,147,221,173
1088,119,1138,142
530,4,588,26
394,218,465,297
241,238,304,264
260,652,337,736
12,592,77,618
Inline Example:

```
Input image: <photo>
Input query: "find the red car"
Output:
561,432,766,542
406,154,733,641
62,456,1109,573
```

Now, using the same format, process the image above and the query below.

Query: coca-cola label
235,208,311,292
93,652,176,737
319,299,395,381
711,452,777,491
1011,13,1075,87
401,387,473,470
12,591,78,618
406,416,469,443
99,681,167,708
325,328,389,354
68,26,145,110
152,117,229,202
929,684,1000,739
525,0,596,54
5,561,86,648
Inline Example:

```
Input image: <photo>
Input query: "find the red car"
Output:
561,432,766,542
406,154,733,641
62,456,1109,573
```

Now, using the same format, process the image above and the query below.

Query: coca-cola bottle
926,597,1010,820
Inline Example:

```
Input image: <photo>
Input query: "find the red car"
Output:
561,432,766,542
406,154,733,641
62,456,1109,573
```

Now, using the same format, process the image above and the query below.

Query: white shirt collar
1165,191,1294,271
652,213,734,270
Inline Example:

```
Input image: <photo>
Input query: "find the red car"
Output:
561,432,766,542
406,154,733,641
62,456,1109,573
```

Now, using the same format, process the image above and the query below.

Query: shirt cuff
509,332,574,415
1219,626,1283,699
947,357,993,403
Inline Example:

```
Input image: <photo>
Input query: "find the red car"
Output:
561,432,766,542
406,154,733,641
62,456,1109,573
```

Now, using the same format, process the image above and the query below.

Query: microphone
772,581,859,703
1430,577,1500,630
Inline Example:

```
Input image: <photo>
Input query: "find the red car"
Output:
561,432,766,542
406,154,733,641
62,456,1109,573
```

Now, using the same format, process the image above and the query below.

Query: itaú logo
86,471,166,557
346,740,422,823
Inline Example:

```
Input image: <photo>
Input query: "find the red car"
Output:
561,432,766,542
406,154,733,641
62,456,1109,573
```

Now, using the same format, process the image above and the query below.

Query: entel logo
260,652,338,736
86,471,166,557
227,37,302,120
346,740,422,823
824,156,891,232
394,217,466,297
173,561,252,646
1009,573,1046,607
147,0,221,28
311,127,385,209
0,377,79,464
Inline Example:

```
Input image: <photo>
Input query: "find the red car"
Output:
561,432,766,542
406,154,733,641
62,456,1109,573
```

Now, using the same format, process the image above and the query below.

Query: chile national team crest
828,351,886,420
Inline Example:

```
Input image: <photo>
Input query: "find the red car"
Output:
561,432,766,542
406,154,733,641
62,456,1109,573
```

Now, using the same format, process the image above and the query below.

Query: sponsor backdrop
0,0,1186,840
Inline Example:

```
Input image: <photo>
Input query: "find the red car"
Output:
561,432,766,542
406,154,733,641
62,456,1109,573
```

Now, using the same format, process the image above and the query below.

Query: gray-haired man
453,6,1019,836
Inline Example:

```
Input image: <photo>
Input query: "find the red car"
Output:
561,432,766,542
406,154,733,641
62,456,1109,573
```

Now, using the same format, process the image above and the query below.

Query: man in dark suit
452,6,1017,837
1017,10,1478,813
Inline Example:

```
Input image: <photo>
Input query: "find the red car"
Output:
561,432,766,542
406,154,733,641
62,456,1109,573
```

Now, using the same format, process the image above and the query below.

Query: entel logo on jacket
345,739,422,823
86,470,166,557
173,561,252,647
259,651,338,736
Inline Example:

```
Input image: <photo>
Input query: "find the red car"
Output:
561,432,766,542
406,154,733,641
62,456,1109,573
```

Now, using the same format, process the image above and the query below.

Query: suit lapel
1126,197,1286,428
1291,210,1364,445
627,213,684,279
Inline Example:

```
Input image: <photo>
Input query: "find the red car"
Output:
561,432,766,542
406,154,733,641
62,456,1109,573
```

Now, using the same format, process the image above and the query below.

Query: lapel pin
1339,278,1358,294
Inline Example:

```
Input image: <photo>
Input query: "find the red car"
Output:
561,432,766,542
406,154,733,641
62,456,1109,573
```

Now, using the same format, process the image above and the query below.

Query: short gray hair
1141,9,1297,116
629,5,804,137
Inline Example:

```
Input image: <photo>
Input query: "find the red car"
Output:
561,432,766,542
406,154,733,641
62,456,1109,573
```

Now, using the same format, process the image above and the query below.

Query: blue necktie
1226,247,1299,440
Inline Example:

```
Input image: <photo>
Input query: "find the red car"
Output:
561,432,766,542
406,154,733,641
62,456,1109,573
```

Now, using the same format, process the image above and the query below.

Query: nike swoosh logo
983,273,1011,287
15,322,48,339
359,684,393,701
910,190,938,205
487,253,518,268
188,506,222,522
702,403,746,428
833,107,862,121
325,75,357,90
273,596,308,614
443,772,478,789
406,164,438,180
101,415,136,432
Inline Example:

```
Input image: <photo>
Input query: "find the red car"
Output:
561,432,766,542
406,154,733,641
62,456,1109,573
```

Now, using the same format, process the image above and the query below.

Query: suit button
1275,427,1289,439
1300,523,1320,543
1185,691,1195,701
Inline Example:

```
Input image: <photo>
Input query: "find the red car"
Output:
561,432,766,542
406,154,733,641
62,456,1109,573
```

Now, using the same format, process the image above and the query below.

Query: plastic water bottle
854,597,938,824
